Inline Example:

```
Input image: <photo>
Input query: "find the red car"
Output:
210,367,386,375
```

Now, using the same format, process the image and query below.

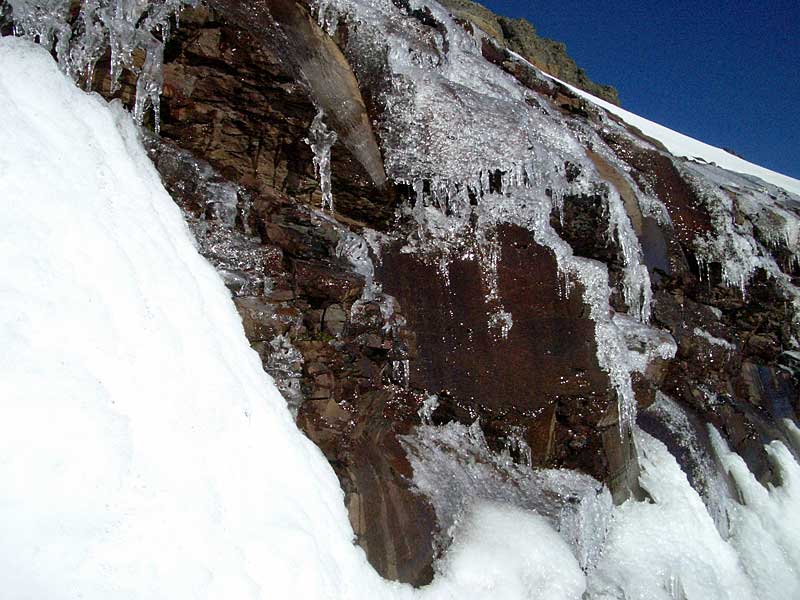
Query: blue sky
480,1,800,179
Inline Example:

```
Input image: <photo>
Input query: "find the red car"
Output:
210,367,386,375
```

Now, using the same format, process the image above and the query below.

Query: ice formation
401,421,614,573
545,69,800,197
311,0,671,432
305,109,339,213
0,40,588,600
693,327,736,352
6,0,194,131
4,0,800,596
506,28,800,309
143,137,269,297
643,392,734,531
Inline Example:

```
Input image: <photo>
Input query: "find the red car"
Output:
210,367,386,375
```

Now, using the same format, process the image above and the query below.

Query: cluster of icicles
4,0,193,132
398,166,668,434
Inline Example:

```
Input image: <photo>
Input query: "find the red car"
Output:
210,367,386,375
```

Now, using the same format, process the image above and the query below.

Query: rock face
437,0,621,104
6,0,799,588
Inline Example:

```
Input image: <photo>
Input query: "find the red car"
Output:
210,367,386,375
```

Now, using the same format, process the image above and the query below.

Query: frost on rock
266,334,305,417
677,159,800,335
143,136,269,297
305,108,339,213
143,136,310,414
336,224,406,335
417,393,440,425
6,0,194,131
693,327,736,352
684,159,800,273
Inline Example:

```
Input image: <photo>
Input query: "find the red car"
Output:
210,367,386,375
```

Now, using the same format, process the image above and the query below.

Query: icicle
392,359,410,389
7,0,194,133
502,426,533,467
304,109,338,213
418,394,440,425
7,0,71,53
133,35,165,133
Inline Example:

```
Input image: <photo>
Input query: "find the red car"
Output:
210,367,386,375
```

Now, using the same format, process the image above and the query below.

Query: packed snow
4,4,800,598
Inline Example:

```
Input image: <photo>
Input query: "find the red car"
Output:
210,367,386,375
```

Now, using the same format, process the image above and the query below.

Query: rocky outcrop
97,5,640,582
106,0,795,583
6,0,798,588
437,0,621,105
204,0,387,187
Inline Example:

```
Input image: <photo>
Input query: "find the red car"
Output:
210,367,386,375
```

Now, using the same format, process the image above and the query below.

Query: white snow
587,431,758,600
0,36,368,600
540,71,800,197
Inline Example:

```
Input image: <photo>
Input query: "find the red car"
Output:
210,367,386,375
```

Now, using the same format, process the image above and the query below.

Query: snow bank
0,37,585,600
587,431,756,600
588,428,800,600
541,71,800,197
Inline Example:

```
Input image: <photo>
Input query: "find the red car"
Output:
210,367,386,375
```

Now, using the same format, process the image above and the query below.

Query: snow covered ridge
542,70,800,197
4,21,800,600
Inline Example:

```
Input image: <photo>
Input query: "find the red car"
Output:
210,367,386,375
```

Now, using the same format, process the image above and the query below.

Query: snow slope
541,70,800,197
3,32,800,600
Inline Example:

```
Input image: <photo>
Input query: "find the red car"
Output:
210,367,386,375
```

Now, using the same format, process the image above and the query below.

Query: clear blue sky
480,1,800,179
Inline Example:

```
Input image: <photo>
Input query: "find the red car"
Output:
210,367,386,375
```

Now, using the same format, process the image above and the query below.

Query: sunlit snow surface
3,27,800,600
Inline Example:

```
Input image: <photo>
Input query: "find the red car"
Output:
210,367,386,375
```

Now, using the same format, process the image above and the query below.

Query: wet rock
378,224,625,483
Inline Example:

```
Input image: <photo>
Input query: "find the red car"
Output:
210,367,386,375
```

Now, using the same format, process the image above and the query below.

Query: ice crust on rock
499,28,800,316
401,421,614,573
311,0,668,431
708,426,800,599
142,137,270,297
542,68,800,197
693,327,736,352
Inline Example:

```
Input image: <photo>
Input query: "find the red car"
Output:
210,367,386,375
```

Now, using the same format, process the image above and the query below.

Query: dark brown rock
377,224,628,484
67,0,798,587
